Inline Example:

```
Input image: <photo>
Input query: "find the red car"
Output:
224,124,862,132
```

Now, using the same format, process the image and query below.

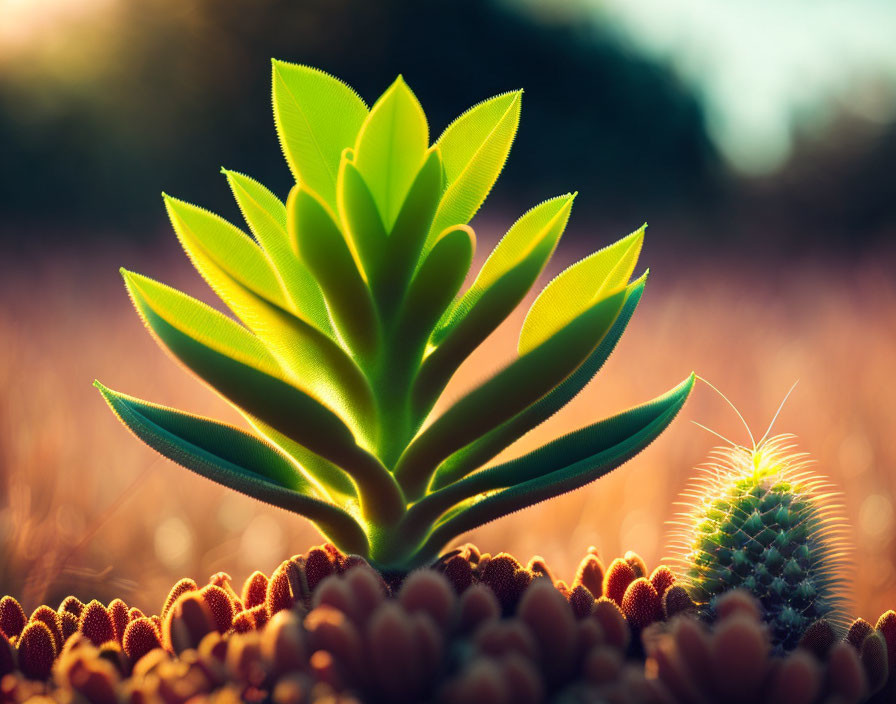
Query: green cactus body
671,434,849,651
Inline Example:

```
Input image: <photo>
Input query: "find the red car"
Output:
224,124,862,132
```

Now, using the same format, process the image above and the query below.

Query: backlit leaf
395,288,627,500
428,90,522,247
95,383,369,555
404,375,695,566
223,168,332,335
519,225,645,355
287,185,379,362
353,76,429,228
272,60,368,210
337,155,387,282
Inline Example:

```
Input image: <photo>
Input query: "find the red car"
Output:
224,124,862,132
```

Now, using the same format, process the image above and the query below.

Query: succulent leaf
287,185,379,362
406,375,695,566
94,383,369,554
353,76,429,229
430,90,522,247
223,168,332,334
519,225,644,355
395,287,628,500
272,60,368,211
431,275,647,487
164,194,288,313
337,156,388,282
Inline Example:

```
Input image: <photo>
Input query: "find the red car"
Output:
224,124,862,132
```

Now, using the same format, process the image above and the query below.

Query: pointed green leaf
519,225,644,355
223,168,332,335
337,154,387,282
272,60,368,210
95,383,369,555
164,194,288,314
124,269,403,523
428,90,522,247
393,225,475,369
287,185,379,362
411,201,573,423
122,269,281,376
247,417,358,503
432,194,574,346
375,148,444,317
430,275,647,488
395,287,627,500
353,76,429,228
403,375,696,567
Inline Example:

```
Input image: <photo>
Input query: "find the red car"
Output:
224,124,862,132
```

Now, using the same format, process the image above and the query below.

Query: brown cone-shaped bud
573,554,605,599
591,597,630,652
671,614,711,678
0,629,15,677
624,551,648,579
710,614,769,701
797,619,836,659
454,657,508,704
161,578,198,618
846,617,874,650
518,578,576,683
860,630,888,695
368,601,421,699
649,566,676,598
584,645,623,685
458,583,500,634
875,610,896,669
0,596,26,640
127,607,144,622
231,611,255,634
621,578,662,630
97,640,128,675
201,585,234,634
827,640,868,701
209,571,243,610
225,631,265,687
715,589,762,623
568,585,595,620
313,573,354,620
475,620,538,662
323,543,347,572
248,603,269,630
241,571,269,610
266,564,294,617
107,599,129,644
58,596,84,619
602,558,636,606
766,650,821,704
261,610,306,676
123,618,162,664
343,565,388,624
72,659,119,704
305,605,363,685
79,600,115,646
58,611,77,645
399,569,456,631
409,611,443,682
163,592,215,654
304,548,337,593
501,651,543,704
526,556,554,582
442,554,474,594
480,554,526,613
17,621,56,680
29,606,62,652
662,584,696,619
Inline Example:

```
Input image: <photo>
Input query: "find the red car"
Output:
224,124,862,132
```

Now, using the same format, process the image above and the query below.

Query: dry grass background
1,228,894,623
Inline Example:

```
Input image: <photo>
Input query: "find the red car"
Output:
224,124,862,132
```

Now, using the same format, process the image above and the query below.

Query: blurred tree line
0,0,893,251
0,0,718,240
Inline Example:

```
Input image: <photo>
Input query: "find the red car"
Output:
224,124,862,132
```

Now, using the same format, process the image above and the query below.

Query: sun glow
0,0,116,60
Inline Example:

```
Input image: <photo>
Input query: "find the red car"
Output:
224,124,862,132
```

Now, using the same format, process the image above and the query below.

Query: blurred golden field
1,230,894,622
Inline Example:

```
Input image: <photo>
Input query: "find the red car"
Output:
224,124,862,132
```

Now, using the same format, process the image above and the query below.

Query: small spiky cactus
670,434,850,651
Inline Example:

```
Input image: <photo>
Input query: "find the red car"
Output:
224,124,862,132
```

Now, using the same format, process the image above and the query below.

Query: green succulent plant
95,61,694,570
